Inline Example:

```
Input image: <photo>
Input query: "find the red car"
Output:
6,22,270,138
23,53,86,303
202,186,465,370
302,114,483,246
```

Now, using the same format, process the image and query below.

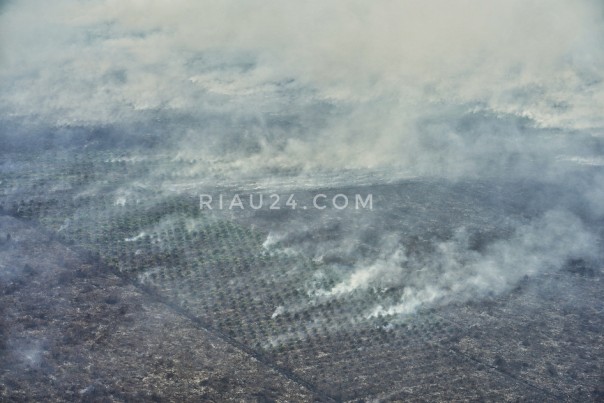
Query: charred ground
0,144,603,402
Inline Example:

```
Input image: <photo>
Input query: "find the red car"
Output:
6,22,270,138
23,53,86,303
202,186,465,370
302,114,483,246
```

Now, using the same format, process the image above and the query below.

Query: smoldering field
1,0,603,400
0,0,602,348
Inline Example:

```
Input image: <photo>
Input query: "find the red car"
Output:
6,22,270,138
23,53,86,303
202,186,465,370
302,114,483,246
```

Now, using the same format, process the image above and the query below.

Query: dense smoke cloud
346,211,596,316
1,0,603,178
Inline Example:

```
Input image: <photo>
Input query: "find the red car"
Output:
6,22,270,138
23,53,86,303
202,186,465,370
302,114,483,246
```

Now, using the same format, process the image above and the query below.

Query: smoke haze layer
1,0,603,318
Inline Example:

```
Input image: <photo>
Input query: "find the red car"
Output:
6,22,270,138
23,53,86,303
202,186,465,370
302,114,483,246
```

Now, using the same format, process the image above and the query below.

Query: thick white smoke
1,0,603,179
361,210,598,316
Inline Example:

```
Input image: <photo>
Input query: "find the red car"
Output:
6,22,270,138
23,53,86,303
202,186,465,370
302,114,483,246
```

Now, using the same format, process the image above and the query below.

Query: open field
1,146,602,401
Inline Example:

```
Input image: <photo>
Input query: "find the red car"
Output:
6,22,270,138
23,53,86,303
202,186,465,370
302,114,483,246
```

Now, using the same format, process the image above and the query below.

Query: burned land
0,147,602,402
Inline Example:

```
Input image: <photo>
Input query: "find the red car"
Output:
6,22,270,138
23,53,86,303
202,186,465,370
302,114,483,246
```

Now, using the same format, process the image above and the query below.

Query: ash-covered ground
0,147,602,401
0,215,315,402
